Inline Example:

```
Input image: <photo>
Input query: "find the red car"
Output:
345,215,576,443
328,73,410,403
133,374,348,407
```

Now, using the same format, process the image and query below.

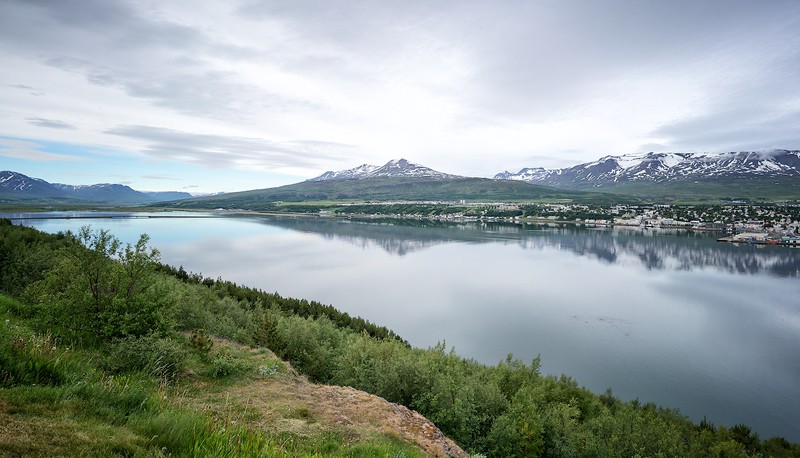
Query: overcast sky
1,0,799,192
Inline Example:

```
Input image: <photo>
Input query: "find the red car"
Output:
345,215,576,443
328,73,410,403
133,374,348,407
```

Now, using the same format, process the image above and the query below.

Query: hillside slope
0,170,192,205
165,177,632,209
177,339,467,458
0,328,468,458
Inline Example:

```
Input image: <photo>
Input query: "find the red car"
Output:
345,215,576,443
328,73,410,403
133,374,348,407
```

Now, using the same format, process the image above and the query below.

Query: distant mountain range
0,171,193,204
310,158,462,181
168,157,625,210
5,149,800,209
494,150,800,192
304,152,800,200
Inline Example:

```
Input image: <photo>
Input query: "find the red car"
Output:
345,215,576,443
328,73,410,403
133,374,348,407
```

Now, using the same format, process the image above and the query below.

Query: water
7,212,800,440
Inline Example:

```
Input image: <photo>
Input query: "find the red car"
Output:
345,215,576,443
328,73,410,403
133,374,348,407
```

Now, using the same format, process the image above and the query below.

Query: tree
27,227,170,341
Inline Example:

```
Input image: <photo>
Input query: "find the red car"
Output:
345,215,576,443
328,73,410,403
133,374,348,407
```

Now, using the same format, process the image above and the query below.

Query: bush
208,348,253,379
190,328,213,353
268,315,343,382
22,228,172,342
104,335,187,381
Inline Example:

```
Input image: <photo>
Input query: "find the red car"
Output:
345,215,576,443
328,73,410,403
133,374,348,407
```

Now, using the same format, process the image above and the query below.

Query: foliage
0,318,71,387
190,328,214,353
22,226,172,342
156,262,408,345
103,334,188,381
208,347,254,378
160,176,634,210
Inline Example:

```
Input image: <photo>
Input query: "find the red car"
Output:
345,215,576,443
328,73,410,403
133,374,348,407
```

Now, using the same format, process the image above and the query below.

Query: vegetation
589,176,800,203
159,177,636,211
1,219,799,457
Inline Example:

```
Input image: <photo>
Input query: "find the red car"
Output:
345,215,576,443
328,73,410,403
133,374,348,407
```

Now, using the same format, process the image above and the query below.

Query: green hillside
569,176,800,203
163,177,637,211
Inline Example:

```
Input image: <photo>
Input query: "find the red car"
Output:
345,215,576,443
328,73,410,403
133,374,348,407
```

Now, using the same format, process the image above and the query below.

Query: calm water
8,212,800,440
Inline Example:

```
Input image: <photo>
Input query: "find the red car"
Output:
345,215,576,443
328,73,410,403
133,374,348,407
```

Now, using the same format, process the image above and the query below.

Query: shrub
104,335,187,381
257,361,281,377
190,328,213,353
22,228,173,343
208,348,253,379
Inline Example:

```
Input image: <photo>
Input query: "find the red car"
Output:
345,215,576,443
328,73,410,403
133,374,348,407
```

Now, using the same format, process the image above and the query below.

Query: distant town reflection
256,217,800,277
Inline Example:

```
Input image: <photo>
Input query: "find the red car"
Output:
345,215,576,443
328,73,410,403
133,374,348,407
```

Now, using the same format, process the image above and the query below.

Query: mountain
0,171,193,205
309,164,380,181
164,157,636,210
145,191,195,201
166,176,632,211
0,171,67,198
494,167,548,181
52,183,155,204
310,159,462,181
495,150,800,199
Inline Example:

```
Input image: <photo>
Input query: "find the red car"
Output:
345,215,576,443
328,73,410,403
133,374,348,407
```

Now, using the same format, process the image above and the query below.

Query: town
323,202,800,244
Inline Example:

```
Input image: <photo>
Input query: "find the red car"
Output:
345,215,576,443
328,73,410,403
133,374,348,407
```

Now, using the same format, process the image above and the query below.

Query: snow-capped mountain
309,164,380,181
494,167,548,181
52,183,153,202
0,171,192,203
495,150,800,189
0,171,65,197
309,159,462,181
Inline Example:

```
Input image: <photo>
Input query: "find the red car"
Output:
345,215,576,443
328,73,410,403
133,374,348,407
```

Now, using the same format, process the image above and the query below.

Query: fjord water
10,212,800,441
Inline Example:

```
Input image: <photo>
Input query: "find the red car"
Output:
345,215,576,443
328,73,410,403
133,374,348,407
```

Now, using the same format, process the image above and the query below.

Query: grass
0,296,431,457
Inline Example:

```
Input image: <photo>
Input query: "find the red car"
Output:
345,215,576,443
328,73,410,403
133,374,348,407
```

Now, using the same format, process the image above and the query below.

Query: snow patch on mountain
494,150,800,188
309,164,380,181
1,170,195,203
494,167,548,181
310,159,461,181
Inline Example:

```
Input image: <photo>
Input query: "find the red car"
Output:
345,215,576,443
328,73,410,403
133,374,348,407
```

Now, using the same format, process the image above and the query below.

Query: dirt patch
183,371,468,457
176,340,468,456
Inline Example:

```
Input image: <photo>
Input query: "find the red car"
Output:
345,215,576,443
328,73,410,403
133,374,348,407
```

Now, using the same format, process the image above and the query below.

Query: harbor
718,232,800,247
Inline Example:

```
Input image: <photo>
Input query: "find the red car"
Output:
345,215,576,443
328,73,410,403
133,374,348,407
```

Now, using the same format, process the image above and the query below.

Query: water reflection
254,217,800,277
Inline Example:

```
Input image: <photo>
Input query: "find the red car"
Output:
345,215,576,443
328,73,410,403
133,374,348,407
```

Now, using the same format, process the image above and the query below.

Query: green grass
0,295,431,457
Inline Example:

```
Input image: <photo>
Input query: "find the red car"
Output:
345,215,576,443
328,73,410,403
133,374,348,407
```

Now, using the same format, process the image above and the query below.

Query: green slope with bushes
161,177,637,211
1,220,798,457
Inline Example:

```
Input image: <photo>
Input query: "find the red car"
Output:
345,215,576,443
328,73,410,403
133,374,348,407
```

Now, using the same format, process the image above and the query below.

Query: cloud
142,174,180,181
2,0,800,181
0,138,87,162
651,109,800,152
105,125,354,170
41,56,310,122
8,83,45,96
26,117,76,129
2,0,302,121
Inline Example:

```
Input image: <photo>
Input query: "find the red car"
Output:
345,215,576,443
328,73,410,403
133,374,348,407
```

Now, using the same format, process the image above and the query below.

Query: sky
1,0,799,193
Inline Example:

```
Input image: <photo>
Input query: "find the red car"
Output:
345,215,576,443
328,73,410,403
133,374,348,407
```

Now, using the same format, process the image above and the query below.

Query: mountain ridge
495,150,800,189
309,158,461,181
0,170,193,204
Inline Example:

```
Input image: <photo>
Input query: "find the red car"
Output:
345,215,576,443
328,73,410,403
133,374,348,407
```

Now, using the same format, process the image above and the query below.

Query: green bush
104,334,187,381
22,227,173,342
208,348,253,378
190,328,213,353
